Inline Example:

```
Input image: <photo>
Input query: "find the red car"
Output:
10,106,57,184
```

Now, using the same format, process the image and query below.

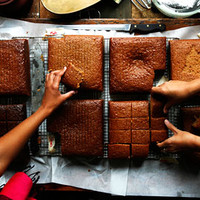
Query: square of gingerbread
110,37,166,93
0,39,31,96
132,118,149,130
109,130,131,144
131,144,149,159
151,117,167,130
108,144,130,159
47,100,103,157
132,130,150,144
132,101,149,118
109,118,132,130
170,39,200,81
151,130,168,143
109,101,132,118
48,35,104,91
150,95,166,118
181,107,200,133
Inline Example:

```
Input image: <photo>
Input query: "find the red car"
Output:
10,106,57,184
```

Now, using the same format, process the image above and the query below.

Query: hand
151,80,191,113
41,67,76,115
157,120,200,153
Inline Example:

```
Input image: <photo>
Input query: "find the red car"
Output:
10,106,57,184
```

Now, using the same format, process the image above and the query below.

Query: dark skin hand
157,120,200,153
151,79,200,153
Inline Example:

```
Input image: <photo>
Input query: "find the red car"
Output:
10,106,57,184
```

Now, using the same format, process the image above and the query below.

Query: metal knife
69,24,166,34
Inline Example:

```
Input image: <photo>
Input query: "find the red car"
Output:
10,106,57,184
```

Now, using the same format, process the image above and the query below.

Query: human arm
151,79,200,113
0,68,75,176
157,119,200,153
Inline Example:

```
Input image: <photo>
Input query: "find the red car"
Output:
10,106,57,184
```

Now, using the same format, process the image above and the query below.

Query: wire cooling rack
9,36,182,159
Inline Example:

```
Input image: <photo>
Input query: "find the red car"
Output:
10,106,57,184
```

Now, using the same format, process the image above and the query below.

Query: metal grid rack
9,36,182,159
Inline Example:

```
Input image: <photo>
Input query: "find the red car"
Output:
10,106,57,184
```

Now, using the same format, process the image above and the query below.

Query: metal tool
70,24,166,34
131,0,151,11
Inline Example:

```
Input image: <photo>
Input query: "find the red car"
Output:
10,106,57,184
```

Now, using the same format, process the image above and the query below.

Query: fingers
157,140,167,148
61,91,77,101
164,119,179,134
46,67,66,89
151,86,164,95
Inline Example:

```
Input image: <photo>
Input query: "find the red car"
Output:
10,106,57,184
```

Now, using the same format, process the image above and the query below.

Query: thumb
164,119,179,135
151,86,163,95
61,90,76,101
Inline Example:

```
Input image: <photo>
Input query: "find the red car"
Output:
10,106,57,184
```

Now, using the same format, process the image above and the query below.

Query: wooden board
41,0,101,14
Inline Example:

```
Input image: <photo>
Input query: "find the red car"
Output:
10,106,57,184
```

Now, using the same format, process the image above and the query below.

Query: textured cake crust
170,39,200,81
47,100,103,156
151,130,168,143
132,130,150,144
0,39,31,96
108,144,130,159
109,101,132,118
132,101,149,118
151,117,167,130
181,107,200,133
110,37,166,93
109,130,131,144
131,144,149,158
150,95,166,118
48,35,103,91
62,62,84,89
0,104,26,137
109,101,150,158
109,118,132,130
132,118,149,130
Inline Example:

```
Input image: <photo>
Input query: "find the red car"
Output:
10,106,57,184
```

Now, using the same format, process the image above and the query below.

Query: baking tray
2,36,181,159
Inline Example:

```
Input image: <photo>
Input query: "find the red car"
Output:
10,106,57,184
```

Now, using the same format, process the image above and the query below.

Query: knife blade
69,24,166,34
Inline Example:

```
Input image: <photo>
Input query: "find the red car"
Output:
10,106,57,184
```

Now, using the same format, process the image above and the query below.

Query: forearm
0,106,50,176
191,135,200,152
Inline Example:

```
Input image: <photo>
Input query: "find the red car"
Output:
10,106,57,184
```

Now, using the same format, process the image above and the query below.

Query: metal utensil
131,0,151,11
68,24,166,34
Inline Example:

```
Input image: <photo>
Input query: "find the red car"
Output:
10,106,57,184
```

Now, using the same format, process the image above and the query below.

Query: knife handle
129,24,166,34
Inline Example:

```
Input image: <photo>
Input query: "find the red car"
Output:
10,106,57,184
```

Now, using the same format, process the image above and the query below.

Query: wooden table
1,0,200,196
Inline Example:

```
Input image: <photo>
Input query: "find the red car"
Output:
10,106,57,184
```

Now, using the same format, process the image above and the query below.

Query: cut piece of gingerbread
109,101,132,118
48,35,104,91
131,101,149,118
151,117,167,130
109,118,132,130
132,130,150,144
170,39,200,81
0,39,31,96
150,95,166,118
109,130,131,144
110,37,166,93
132,118,149,130
108,144,130,159
47,100,103,157
131,144,149,159
62,62,84,89
151,130,168,143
